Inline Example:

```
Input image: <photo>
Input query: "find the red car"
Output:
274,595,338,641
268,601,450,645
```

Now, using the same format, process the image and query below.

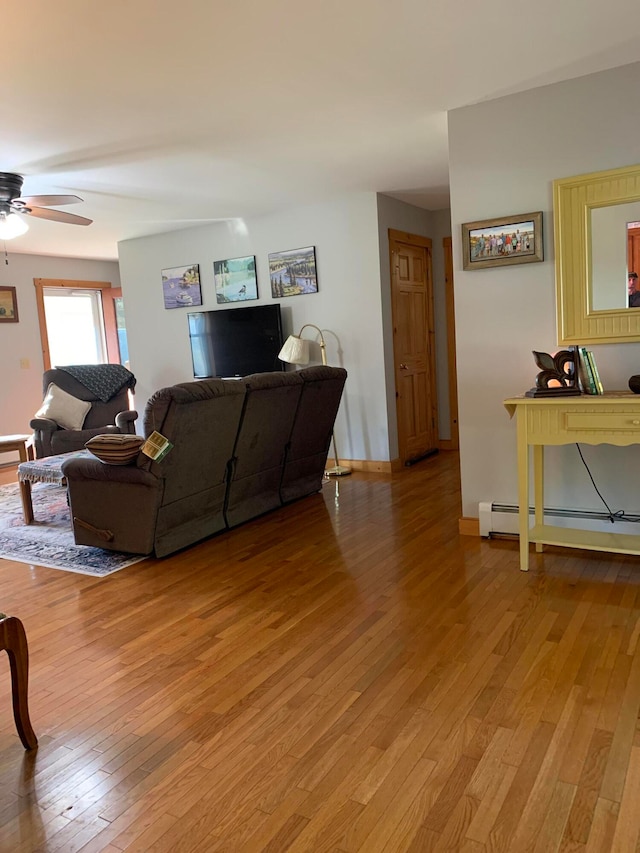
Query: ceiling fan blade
17,194,82,207
24,206,92,226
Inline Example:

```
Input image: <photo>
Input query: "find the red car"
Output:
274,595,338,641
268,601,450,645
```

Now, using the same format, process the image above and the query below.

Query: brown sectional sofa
61,366,347,557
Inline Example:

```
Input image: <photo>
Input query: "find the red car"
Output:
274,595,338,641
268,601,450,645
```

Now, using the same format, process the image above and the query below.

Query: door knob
399,363,408,370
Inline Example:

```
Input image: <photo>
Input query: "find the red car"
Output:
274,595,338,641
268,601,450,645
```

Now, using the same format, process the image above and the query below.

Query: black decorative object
525,349,582,397
629,375,640,394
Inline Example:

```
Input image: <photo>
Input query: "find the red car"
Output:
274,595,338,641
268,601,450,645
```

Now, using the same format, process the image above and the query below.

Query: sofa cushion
35,383,92,430
85,433,145,465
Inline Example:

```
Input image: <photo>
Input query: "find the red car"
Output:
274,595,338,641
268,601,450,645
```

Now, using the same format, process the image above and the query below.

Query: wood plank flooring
0,452,640,850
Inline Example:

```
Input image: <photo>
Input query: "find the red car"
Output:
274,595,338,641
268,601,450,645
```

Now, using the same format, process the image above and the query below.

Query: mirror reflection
554,163,640,345
591,201,640,310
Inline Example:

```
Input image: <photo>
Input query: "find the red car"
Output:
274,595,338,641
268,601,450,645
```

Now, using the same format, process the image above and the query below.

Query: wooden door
102,288,131,367
390,230,438,466
101,288,122,364
628,226,640,277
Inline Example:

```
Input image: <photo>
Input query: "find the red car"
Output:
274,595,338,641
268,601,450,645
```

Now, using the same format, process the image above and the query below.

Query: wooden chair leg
0,617,38,750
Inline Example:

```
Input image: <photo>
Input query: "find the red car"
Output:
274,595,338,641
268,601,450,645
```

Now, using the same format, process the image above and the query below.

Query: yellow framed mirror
554,163,640,344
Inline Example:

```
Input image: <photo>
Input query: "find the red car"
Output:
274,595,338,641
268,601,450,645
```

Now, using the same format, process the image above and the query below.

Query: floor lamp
278,324,351,477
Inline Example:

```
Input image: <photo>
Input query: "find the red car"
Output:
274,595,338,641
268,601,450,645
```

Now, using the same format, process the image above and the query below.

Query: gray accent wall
449,61,640,520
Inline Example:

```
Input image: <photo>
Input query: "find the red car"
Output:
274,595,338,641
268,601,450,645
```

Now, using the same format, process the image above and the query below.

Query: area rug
0,481,146,577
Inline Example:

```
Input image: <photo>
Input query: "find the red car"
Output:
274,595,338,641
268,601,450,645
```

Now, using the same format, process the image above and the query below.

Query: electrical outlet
19,358,30,369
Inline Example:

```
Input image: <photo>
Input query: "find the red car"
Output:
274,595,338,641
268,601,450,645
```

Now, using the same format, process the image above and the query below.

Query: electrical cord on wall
575,443,640,523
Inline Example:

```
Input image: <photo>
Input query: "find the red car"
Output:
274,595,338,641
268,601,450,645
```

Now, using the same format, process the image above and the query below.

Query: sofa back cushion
232,372,304,475
142,379,246,506
225,371,303,526
281,365,347,502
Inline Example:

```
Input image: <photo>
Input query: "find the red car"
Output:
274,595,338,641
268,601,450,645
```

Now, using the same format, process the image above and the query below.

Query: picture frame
461,212,543,270
161,264,202,309
269,246,318,297
0,286,18,322
214,255,258,303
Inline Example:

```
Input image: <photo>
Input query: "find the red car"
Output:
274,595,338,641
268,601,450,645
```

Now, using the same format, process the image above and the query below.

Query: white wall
0,253,120,459
449,61,640,519
118,193,391,461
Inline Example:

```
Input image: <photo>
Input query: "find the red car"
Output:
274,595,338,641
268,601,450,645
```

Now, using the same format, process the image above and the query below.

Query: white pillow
35,383,92,431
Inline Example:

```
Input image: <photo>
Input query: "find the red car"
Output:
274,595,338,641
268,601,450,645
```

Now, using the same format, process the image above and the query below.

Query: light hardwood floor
0,452,639,851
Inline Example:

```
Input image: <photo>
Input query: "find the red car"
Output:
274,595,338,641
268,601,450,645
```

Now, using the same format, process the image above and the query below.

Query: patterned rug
0,481,146,577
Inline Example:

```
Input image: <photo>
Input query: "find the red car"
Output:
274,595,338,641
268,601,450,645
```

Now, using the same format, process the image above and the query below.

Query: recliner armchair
30,366,138,458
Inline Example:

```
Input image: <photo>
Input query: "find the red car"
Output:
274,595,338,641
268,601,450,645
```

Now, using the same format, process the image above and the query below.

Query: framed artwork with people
462,211,543,270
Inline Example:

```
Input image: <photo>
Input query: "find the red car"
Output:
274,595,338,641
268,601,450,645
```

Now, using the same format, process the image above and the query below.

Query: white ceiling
4,0,640,260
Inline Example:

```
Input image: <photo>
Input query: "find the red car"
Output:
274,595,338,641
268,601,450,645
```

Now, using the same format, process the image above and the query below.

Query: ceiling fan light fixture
0,212,28,239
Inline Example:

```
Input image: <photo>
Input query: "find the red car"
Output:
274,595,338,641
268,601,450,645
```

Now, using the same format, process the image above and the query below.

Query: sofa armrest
30,417,59,457
115,410,138,433
30,417,58,433
62,456,162,555
62,455,158,486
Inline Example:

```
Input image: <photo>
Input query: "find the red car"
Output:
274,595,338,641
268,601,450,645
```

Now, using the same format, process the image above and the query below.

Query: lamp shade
278,334,310,365
0,213,28,240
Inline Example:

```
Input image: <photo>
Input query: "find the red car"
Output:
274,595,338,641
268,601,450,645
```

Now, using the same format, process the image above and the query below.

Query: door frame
389,228,438,466
33,279,120,370
440,237,459,451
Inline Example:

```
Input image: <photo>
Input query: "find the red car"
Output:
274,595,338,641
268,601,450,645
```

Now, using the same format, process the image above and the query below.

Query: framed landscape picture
269,246,318,297
462,212,543,270
0,286,18,322
161,264,203,309
214,255,258,303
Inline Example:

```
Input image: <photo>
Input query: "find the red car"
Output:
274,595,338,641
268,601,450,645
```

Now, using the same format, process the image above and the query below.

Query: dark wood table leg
19,480,34,525
0,617,38,750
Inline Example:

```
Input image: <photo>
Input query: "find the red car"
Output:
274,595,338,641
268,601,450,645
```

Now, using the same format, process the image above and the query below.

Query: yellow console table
504,393,640,571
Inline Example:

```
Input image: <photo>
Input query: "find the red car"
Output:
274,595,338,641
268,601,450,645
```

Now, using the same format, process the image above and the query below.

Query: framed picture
161,264,202,309
214,255,258,303
0,286,18,322
462,212,543,270
269,246,318,297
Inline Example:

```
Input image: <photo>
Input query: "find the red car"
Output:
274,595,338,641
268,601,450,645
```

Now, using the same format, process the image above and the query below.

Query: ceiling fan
0,172,92,239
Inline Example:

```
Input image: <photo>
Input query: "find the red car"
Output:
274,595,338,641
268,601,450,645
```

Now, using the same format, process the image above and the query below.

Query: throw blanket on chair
57,365,136,403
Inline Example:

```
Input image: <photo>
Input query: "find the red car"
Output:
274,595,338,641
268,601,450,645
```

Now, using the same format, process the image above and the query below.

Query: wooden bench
0,434,34,465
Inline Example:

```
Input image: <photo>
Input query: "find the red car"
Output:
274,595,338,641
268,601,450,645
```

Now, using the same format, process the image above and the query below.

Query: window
43,287,107,365
34,278,128,370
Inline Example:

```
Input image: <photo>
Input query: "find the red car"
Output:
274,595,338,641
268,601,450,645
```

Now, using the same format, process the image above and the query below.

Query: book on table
586,350,604,394
577,346,598,394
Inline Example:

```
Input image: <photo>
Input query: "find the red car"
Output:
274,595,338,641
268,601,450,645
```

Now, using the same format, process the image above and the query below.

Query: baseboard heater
478,501,640,538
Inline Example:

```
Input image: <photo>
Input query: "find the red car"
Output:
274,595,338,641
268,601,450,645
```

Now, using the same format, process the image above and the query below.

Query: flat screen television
187,304,285,378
